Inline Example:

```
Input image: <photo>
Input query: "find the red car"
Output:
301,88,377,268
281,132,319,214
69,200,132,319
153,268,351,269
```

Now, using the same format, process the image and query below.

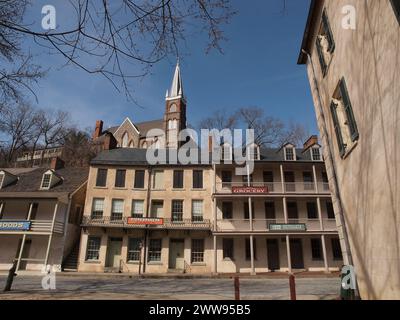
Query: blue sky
23,0,315,134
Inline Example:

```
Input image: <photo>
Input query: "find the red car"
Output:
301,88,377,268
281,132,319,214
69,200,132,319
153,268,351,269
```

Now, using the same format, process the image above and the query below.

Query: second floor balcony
82,215,212,231
0,219,65,234
214,181,330,195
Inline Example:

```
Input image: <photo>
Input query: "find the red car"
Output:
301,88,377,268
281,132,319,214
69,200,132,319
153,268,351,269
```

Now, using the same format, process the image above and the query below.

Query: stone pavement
0,273,341,300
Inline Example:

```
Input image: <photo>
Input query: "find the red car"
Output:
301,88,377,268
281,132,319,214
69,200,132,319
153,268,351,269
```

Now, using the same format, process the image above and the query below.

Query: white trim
114,117,140,136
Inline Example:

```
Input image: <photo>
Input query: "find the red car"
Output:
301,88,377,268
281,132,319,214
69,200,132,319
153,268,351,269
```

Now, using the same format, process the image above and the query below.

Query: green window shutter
315,37,327,76
330,101,346,157
339,78,359,142
322,9,335,53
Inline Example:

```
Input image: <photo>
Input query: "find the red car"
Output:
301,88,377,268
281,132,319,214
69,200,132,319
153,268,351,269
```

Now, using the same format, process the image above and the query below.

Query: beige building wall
302,0,400,299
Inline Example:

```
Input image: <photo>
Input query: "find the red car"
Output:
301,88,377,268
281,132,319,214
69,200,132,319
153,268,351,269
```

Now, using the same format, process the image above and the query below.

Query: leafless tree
0,1,44,103
0,0,235,100
197,109,238,131
0,102,39,164
38,110,70,165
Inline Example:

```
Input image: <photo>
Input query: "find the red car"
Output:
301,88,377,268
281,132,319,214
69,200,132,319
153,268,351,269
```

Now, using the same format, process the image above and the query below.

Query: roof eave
297,0,324,65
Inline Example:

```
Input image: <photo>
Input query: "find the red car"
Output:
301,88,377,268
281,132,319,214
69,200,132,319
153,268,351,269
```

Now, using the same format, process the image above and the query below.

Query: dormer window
311,147,321,161
284,146,296,161
0,170,18,189
40,170,61,190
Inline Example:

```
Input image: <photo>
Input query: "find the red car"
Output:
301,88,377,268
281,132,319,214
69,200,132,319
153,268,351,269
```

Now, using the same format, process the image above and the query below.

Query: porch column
317,197,324,230
0,202,4,218
250,235,255,275
321,235,329,273
283,197,288,223
213,235,217,274
280,164,285,193
44,201,58,266
312,164,318,193
286,235,292,273
16,202,33,271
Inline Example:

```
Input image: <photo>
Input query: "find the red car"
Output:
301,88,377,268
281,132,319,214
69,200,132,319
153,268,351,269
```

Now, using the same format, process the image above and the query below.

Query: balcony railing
215,181,330,194
216,218,337,232
0,219,64,234
82,216,212,230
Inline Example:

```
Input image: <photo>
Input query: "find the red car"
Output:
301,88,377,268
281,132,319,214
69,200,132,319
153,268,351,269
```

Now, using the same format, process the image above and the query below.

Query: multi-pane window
245,238,257,260
284,147,295,161
287,202,299,220
41,173,52,189
311,148,321,161
134,170,145,189
192,200,203,222
390,0,400,24
307,202,318,219
303,172,314,190
86,237,101,261
326,201,335,219
222,202,233,219
242,174,253,186
247,145,259,160
265,202,276,220
173,170,184,189
243,202,255,220
131,200,144,218
151,200,163,218
331,238,343,260
148,239,162,262
221,170,232,188
311,238,323,260
111,199,124,220
223,238,234,259
192,170,203,189
96,169,107,187
331,78,359,157
115,169,126,188
91,198,104,219
172,200,183,222
191,239,204,263
316,8,335,76
153,170,164,189
263,171,274,191
127,238,142,262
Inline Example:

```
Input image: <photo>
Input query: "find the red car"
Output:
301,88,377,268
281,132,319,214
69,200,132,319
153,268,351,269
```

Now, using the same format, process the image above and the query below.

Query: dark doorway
290,238,304,269
267,239,280,271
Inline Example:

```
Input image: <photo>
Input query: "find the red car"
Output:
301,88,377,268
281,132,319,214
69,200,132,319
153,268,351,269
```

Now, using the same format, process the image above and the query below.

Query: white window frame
284,147,296,161
131,200,144,218
311,147,322,161
191,200,203,222
40,173,53,189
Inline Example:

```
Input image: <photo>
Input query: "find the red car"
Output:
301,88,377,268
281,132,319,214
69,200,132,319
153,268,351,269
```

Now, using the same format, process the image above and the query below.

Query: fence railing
215,181,331,194
82,216,212,230
216,218,337,232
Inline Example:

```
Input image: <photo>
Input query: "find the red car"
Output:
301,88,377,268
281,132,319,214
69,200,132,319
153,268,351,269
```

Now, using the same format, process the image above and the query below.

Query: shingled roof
0,167,88,198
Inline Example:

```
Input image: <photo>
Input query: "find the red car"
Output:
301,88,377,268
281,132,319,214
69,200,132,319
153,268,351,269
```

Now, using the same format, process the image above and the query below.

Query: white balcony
214,181,330,195
215,218,337,232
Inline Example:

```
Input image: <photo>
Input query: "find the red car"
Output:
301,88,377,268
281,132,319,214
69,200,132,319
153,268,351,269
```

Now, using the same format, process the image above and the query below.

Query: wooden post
234,276,240,300
3,260,17,292
289,274,296,300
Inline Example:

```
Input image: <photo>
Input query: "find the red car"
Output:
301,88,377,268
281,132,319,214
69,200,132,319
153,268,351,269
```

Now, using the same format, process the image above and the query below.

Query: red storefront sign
127,217,164,225
231,186,269,194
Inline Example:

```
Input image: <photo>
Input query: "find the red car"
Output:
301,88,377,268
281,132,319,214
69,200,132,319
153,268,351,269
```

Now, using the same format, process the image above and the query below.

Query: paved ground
0,274,341,300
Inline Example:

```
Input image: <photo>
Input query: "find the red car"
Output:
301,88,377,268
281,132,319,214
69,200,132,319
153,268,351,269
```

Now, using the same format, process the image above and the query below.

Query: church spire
167,60,183,99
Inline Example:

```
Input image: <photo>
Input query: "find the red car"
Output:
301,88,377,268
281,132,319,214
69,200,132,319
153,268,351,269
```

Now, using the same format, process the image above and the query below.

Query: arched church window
122,132,129,148
170,104,177,113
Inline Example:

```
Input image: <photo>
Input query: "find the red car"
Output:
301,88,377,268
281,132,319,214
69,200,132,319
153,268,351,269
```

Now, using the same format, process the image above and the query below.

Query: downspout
142,165,153,274
302,49,354,267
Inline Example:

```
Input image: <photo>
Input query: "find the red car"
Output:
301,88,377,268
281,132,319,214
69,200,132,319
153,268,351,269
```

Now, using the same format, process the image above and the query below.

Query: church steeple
164,60,187,148
167,60,184,100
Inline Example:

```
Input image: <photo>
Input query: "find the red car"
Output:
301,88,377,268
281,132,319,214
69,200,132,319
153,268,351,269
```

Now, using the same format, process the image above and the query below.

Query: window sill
94,186,108,189
127,261,140,265
342,140,358,160
113,187,128,190
147,261,163,265
84,260,101,264
172,188,185,191
132,188,146,191
191,188,206,191
191,262,206,266
152,189,166,191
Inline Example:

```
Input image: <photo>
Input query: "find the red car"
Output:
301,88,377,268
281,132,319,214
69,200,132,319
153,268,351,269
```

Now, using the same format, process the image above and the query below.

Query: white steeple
167,60,183,99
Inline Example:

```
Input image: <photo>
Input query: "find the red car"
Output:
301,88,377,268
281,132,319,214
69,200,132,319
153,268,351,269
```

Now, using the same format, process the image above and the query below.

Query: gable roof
0,167,88,198
114,117,140,136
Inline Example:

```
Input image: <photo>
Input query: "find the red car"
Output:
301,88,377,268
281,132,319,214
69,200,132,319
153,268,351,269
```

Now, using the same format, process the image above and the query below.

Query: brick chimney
93,120,104,139
50,157,65,170
103,132,117,151
303,135,319,152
